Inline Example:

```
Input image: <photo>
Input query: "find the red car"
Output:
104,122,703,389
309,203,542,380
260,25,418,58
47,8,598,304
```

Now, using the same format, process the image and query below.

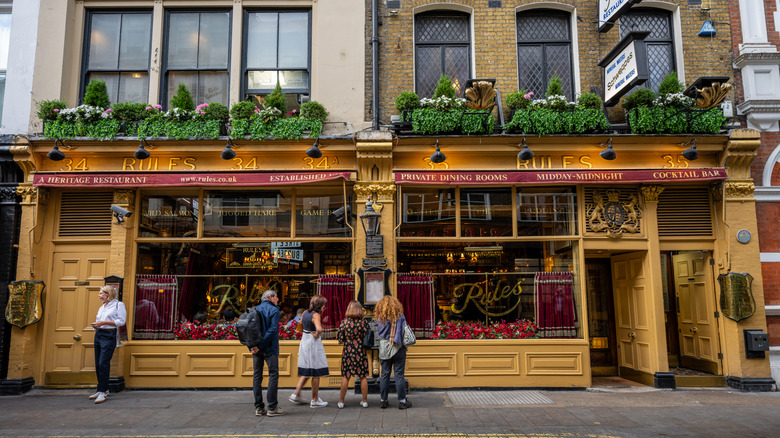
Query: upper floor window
0,11,10,119
244,10,311,110
414,12,471,98
164,11,230,107
83,11,152,104
516,10,573,99
620,8,675,92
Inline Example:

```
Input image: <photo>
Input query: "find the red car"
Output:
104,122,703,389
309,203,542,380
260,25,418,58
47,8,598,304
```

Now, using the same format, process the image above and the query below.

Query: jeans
94,329,116,393
379,346,407,402
253,352,279,410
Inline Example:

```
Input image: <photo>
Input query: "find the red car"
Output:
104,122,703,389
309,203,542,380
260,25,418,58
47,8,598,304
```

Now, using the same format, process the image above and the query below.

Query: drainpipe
372,0,380,130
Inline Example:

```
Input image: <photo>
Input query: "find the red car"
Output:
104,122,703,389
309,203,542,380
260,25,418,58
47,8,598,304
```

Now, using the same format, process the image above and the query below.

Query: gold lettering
579,155,592,168
122,158,135,171
451,280,522,316
183,157,196,170
562,156,573,168
168,157,180,170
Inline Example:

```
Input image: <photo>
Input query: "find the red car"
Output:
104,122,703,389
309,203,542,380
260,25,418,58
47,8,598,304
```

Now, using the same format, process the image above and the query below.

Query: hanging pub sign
598,30,650,107
598,0,643,33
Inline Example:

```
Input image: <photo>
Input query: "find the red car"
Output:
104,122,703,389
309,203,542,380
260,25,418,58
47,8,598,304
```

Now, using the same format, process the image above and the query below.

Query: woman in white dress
289,295,329,408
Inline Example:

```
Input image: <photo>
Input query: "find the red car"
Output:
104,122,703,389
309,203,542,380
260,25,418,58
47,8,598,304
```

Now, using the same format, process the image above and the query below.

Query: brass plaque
5,280,45,328
75,281,89,286
718,273,755,322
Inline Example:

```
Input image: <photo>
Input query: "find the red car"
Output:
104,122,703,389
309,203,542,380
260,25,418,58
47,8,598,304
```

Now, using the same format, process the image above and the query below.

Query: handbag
378,337,400,360
362,327,376,349
402,323,416,346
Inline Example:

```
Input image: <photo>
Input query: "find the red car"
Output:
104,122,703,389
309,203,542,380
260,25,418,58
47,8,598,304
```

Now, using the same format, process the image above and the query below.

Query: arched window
619,8,675,92
516,10,573,99
414,12,471,98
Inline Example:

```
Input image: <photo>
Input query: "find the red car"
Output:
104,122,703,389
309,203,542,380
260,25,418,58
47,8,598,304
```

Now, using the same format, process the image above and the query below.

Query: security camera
110,204,132,223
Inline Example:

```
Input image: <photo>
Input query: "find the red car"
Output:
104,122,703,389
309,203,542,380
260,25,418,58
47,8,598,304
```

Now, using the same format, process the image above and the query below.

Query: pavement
1,382,779,438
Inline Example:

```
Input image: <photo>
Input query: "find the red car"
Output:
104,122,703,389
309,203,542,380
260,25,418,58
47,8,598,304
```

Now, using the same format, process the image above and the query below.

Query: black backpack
236,308,262,347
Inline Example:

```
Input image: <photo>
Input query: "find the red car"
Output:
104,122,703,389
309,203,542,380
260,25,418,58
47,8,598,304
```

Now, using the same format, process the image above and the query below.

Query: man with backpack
249,290,286,417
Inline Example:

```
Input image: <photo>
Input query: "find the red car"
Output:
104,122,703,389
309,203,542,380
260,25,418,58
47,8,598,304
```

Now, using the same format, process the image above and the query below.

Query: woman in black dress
337,300,369,408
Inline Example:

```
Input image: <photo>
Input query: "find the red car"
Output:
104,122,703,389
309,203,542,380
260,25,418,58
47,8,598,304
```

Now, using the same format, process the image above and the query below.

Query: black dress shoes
380,400,388,409
398,400,412,410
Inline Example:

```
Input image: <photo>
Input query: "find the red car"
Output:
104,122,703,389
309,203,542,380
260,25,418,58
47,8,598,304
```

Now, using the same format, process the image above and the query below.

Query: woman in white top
89,285,127,404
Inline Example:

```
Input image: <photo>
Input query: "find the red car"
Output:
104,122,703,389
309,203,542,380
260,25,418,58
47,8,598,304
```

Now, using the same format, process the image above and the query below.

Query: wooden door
44,249,110,386
673,251,721,375
611,252,654,380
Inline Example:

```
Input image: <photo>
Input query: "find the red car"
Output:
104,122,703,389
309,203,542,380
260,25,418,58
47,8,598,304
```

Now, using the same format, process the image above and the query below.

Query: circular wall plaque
736,229,751,244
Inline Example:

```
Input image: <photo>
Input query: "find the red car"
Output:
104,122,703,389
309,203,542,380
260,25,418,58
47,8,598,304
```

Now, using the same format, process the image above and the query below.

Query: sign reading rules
598,30,649,107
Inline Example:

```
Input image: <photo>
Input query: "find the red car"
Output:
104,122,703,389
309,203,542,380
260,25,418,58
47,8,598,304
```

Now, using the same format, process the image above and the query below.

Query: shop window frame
516,9,575,100
414,10,472,97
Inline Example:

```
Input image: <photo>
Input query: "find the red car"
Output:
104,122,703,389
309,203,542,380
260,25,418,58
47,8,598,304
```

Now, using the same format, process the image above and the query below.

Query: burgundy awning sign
395,169,727,185
33,171,352,187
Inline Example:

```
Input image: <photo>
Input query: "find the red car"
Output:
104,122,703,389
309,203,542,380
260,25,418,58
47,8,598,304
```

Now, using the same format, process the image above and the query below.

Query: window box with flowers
430,319,539,340
503,91,609,136
173,321,302,341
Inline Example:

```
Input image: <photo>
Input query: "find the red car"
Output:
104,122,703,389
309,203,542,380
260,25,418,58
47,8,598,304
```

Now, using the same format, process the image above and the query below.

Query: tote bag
402,323,416,346
378,337,400,360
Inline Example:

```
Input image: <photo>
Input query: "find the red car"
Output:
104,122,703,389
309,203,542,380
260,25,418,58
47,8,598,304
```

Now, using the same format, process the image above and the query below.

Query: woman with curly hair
336,300,370,408
375,295,411,409
289,295,329,408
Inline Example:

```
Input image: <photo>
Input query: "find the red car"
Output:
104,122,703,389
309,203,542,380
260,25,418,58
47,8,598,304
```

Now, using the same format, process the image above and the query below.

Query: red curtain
317,274,354,339
534,271,577,338
134,274,178,339
397,273,435,338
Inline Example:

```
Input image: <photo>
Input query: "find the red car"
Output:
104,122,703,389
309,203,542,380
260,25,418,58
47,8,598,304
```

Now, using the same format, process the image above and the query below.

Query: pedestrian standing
336,300,370,408
251,290,287,417
289,295,329,408
89,285,127,404
375,295,411,409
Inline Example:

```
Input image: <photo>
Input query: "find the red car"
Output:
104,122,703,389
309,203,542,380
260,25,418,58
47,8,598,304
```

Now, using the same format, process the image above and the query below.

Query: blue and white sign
599,0,643,33
598,31,650,106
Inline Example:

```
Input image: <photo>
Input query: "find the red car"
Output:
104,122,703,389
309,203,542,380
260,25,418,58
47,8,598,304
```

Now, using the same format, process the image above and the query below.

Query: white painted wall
0,0,39,134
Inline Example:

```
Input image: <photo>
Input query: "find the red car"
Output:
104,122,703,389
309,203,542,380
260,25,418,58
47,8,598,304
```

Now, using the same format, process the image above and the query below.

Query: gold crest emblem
5,280,45,328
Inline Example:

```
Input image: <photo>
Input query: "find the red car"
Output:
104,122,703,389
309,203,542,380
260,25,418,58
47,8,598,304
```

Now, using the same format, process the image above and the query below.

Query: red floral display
430,319,538,340
174,321,302,341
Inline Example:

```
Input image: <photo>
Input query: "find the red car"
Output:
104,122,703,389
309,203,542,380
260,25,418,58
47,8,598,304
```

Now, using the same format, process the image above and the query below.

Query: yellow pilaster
641,184,669,373
108,189,136,380
717,129,772,380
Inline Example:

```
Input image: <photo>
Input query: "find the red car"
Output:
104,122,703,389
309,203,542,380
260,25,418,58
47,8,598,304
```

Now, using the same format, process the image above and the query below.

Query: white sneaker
88,392,101,400
289,393,306,404
360,401,369,408
337,402,344,409
310,398,328,408
94,392,107,404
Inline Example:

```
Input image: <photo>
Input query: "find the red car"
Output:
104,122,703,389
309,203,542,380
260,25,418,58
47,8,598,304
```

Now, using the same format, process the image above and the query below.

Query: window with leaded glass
516,10,573,100
244,10,311,111
83,11,152,104
619,8,675,92
164,11,230,107
414,12,470,98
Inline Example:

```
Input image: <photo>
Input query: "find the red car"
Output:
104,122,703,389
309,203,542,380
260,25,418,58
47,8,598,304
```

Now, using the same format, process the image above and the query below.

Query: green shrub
545,72,564,97
621,88,655,111
300,101,329,122
657,71,685,96
395,91,420,112
111,102,148,122
170,83,195,111
577,92,603,110
264,83,287,114
433,74,457,99
83,80,111,108
36,99,68,121
688,107,727,134
202,102,229,123
230,101,257,120
505,90,532,110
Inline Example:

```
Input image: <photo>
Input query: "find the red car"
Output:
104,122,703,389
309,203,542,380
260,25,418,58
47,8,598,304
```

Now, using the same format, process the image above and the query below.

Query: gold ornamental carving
695,82,732,109
585,188,642,238
465,81,497,110
16,186,37,205
114,189,135,206
354,182,396,202
724,180,755,199
640,185,664,203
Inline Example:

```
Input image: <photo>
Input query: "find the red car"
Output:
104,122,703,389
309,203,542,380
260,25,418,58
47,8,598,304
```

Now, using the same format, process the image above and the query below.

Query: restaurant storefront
3,129,774,392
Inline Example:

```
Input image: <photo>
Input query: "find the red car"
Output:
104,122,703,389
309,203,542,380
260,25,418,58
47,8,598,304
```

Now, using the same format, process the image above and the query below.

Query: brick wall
369,0,735,124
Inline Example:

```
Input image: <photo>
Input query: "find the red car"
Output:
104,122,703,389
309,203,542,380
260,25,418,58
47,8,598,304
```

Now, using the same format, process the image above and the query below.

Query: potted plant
111,102,148,136
170,83,195,111
228,101,258,139
300,100,329,122
620,87,656,133
83,79,111,108
394,91,420,123
36,99,68,134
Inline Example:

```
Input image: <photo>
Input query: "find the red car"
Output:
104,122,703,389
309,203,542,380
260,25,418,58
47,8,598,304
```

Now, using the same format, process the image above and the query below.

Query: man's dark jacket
253,300,280,356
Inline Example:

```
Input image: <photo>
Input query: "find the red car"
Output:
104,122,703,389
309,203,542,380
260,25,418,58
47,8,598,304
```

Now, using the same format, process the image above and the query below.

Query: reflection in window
165,11,230,106
414,12,470,97
203,191,291,237
83,11,151,103
397,241,580,339
139,194,198,238
400,188,456,237
295,189,353,237
460,188,512,237
517,187,577,236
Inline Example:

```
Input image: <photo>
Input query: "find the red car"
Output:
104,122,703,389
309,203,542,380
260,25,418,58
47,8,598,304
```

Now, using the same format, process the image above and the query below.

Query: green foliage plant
111,102,148,122
230,101,258,120
300,101,329,122
505,90,532,110
201,102,230,124
545,72,564,97
656,71,685,97
83,79,111,108
36,99,68,121
170,83,195,111
264,83,287,114
620,88,655,111
577,92,603,110
688,107,727,134
395,91,420,112
433,74,457,99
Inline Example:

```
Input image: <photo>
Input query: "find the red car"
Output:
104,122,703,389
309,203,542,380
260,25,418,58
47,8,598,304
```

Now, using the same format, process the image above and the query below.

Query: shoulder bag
402,323,416,346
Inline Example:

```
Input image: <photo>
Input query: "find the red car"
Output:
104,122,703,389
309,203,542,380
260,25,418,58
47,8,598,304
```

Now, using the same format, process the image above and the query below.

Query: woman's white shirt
95,299,127,330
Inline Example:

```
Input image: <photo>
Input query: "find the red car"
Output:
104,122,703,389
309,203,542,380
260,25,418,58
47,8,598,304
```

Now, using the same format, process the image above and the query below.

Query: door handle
628,332,636,339
73,334,82,341
689,327,698,333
